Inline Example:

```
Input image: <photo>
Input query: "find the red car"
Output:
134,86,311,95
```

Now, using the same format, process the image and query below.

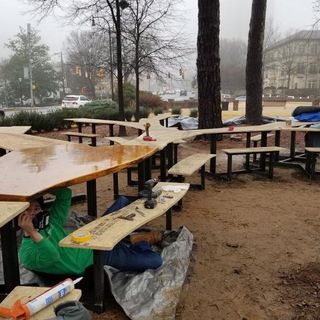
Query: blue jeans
103,197,162,272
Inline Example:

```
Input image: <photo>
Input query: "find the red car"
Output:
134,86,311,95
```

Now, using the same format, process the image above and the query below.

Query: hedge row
0,101,152,132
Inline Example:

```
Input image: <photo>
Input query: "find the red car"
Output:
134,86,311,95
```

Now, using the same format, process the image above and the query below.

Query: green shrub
154,107,163,115
190,109,198,118
171,106,181,115
135,106,150,120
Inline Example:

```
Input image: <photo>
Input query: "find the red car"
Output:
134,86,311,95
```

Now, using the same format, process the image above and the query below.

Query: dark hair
34,196,45,209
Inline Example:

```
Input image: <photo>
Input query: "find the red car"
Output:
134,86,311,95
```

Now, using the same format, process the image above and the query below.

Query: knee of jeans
151,254,163,269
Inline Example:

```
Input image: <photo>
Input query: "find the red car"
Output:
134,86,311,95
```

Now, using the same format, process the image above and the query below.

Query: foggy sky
0,0,317,61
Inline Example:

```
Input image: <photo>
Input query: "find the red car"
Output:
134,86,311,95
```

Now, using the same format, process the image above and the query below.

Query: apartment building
263,30,320,97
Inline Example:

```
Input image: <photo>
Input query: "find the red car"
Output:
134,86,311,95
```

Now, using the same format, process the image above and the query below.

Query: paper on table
161,185,189,193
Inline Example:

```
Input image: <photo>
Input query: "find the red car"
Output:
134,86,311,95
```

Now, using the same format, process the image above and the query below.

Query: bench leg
252,141,258,162
306,151,317,179
166,208,172,230
246,133,251,165
200,164,205,190
275,131,281,161
92,250,105,313
268,152,274,179
227,154,232,181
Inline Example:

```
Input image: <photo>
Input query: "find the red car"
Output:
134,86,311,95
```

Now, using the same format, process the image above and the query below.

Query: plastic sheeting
168,116,198,130
105,226,194,320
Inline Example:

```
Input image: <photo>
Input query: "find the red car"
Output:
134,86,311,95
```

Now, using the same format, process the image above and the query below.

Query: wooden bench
305,147,320,178
62,131,100,146
242,133,274,161
168,153,216,190
59,182,189,313
0,286,81,320
222,146,286,181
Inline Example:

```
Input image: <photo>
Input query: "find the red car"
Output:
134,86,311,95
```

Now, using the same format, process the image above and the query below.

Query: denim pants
103,196,162,272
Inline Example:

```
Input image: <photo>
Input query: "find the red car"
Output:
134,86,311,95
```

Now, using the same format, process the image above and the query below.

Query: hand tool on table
139,178,162,209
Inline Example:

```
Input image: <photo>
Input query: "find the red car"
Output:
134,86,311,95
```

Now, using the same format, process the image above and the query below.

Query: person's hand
18,213,43,242
18,212,36,235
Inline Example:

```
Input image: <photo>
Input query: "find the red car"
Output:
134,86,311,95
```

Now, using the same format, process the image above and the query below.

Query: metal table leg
87,180,97,217
210,134,217,174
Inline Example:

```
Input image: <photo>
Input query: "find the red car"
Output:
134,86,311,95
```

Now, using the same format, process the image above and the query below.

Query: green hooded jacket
19,188,93,275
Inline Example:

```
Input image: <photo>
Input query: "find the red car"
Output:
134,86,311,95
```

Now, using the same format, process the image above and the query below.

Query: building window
310,44,317,55
297,63,305,74
309,63,318,74
308,80,316,89
298,45,304,54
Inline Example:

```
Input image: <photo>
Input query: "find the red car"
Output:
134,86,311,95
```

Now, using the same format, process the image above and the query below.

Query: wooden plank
168,154,216,176
60,182,190,250
64,118,145,130
0,202,29,228
0,126,31,134
63,132,100,138
0,144,157,201
281,127,320,132
305,147,320,153
242,133,274,142
0,133,69,151
0,286,81,320
223,146,286,155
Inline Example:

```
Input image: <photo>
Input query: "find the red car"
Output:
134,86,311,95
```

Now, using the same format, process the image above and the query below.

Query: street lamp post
18,78,23,106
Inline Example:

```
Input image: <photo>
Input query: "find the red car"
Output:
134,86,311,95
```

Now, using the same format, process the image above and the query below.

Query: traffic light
168,72,171,78
179,68,182,76
75,65,81,76
32,84,37,91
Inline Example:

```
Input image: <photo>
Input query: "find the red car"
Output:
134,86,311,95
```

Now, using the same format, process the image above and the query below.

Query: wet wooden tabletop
0,143,157,201
0,126,31,134
0,132,69,151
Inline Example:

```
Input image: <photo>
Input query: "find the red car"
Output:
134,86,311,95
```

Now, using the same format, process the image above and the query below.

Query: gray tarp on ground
168,116,198,130
105,226,193,320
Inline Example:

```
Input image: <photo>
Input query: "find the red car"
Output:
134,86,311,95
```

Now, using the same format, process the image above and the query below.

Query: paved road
2,105,63,117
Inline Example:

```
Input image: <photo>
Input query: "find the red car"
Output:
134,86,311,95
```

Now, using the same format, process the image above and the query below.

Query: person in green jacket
18,188,162,275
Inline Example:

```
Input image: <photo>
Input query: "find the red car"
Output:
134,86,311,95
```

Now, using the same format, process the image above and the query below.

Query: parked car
235,95,246,101
61,95,91,108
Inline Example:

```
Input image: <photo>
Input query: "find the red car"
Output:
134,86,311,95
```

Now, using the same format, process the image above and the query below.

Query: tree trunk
197,0,222,129
245,0,267,124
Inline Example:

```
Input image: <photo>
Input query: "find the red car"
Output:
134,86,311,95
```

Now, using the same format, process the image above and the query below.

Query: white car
62,95,91,108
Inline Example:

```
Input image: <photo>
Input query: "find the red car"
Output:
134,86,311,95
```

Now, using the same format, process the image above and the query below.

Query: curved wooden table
0,143,157,311
0,144,157,201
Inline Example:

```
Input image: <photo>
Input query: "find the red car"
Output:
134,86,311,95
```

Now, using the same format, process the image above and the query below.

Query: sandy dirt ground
40,124,320,320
